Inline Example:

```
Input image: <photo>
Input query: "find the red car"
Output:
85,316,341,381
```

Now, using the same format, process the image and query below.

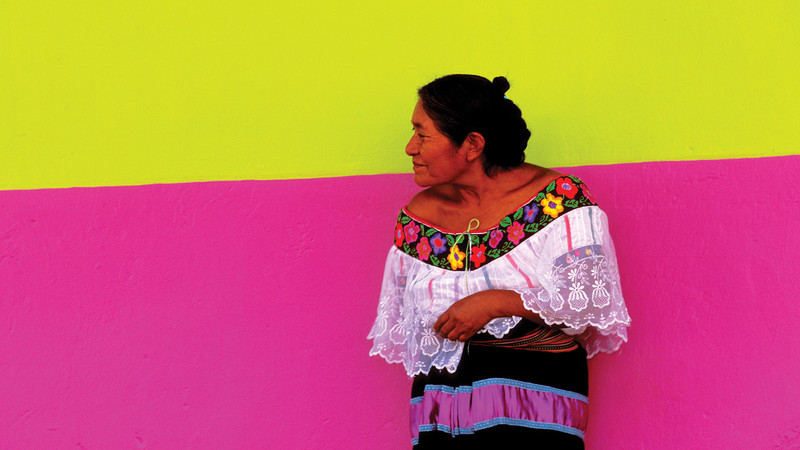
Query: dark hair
417,74,531,176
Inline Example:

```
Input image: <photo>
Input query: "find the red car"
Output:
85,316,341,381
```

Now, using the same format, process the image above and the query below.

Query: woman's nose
405,136,418,156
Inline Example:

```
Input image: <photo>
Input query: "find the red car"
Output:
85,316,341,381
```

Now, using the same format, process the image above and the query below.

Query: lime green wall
2,0,798,189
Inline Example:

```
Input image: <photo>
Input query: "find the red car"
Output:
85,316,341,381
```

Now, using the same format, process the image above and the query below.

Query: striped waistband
469,325,579,353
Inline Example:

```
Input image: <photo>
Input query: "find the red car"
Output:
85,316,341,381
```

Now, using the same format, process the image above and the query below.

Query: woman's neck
421,164,558,231
440,164,539,206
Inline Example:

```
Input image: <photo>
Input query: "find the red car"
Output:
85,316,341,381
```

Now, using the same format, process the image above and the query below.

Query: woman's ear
462,132,485,162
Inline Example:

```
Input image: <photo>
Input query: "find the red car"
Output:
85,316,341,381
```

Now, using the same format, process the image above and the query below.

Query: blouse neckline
401,175,583,235
393,174,597,271
401,188,541,235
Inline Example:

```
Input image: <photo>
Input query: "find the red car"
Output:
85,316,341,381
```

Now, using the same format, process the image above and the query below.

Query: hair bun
491,76,510,95
417,74,530,176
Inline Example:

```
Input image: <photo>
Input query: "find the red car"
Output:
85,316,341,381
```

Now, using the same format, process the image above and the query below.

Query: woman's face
406,100,466,187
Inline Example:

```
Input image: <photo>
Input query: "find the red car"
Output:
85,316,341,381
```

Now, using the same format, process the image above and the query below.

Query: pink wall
2,155,799,448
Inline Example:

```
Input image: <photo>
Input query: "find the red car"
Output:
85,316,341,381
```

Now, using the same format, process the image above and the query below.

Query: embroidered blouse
368,175,631,377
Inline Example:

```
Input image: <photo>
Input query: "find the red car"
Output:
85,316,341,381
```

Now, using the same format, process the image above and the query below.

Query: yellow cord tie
454,218,480,295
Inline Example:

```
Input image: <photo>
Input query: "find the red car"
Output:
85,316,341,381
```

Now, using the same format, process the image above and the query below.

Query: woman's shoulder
518,165,562,194
403,165,574,229
405,187,445,219
524,168,595,199
407,165,558,211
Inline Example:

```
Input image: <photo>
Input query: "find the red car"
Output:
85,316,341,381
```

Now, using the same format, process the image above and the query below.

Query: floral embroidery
489,229,504,248
419,329,440,356
568,283,589,311
523,204,538,223
555,176,579,199
591,278,611,307
395,175,597,271
447,245,466,270
403,222,420,244
416,237,432,261
540,193,564,219
507,221,525,245
430,233,448,255
470,244,487,268
568,267,581,283
394,222,404,247
581,184,595,203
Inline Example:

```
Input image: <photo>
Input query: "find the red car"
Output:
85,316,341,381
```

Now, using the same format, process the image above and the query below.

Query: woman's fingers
433,311,448,333
438,321,456,339
436,312,467,339
447,327,474,342
435,301,484,340
441,320,477,341
433,293,495,341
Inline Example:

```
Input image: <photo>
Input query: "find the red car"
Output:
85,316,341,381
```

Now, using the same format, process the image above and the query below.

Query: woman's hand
433,291,498,342
433,289,557,342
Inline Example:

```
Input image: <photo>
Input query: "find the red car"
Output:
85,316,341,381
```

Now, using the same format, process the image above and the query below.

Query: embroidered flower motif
416,237,432,261
389,321,407,345
403,222,420,244
540,193,565,219
419,329,441,356
430,233,448,255
591,278,611,307
555,176,579,199
568,267,582,283
581,184,595,204
523,204,539,223
489,229,504,248
535,287,565,311
550,289,565,311
507,221,525,245
394,222,405,247
568,283,589,311
442,338,459,352
470,244,487,268
447,244,466,270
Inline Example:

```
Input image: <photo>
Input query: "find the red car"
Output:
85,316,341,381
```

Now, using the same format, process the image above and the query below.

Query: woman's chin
412,173,434,187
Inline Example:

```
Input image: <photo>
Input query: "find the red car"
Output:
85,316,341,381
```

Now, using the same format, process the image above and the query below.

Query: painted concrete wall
3,0,800,448
2,156,799,448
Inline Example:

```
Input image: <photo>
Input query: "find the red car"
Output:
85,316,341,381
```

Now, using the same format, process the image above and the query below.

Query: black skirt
410,320,588,449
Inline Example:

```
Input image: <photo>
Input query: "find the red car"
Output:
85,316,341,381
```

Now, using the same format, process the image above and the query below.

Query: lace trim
367,307,521,376
515,243,630,358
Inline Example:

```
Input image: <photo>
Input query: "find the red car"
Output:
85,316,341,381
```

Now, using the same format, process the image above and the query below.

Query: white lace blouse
368,176,631,377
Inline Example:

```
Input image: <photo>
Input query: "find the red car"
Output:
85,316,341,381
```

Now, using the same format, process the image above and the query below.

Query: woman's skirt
410,320,588,449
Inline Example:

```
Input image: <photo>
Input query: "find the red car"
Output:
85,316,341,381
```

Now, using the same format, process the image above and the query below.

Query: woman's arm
433,289,563,342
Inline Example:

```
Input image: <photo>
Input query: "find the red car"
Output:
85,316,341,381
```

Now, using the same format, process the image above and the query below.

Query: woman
368,74,630,448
